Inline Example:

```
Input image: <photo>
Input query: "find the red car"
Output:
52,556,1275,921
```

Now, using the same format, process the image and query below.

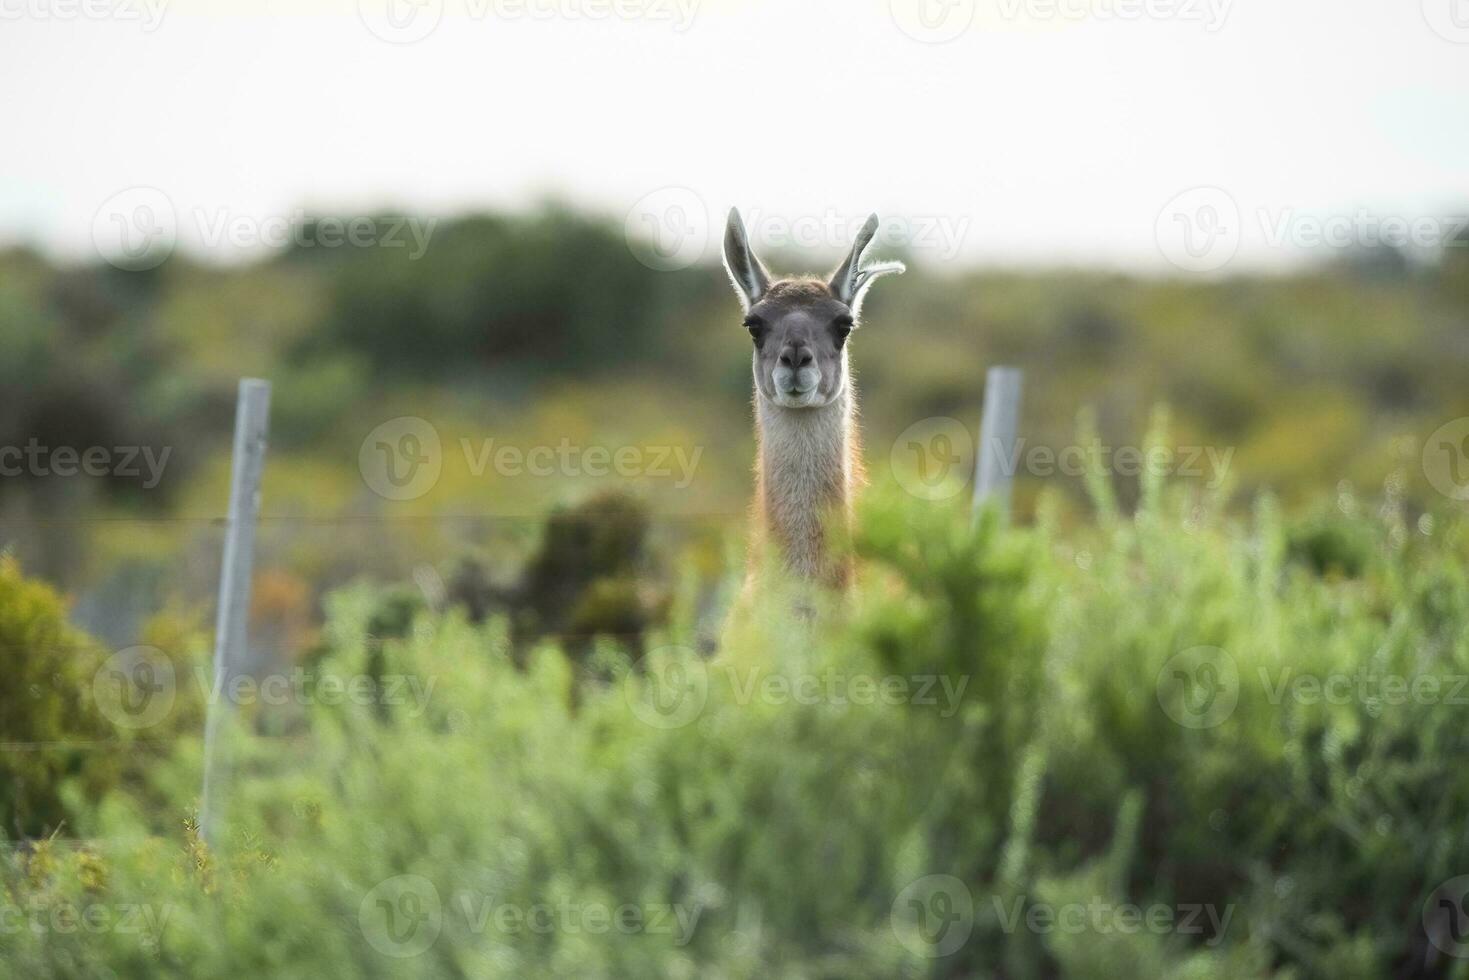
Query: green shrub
4,483,1468,977
1285,509,1377,578
0,556,114,838
446,491,670,660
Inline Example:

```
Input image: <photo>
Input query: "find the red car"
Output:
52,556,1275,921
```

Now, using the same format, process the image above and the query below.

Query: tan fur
748,349,865,589
722,209,898,602
762,278,834,306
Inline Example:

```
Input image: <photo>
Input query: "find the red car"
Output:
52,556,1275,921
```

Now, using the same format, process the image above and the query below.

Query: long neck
753,383,857,583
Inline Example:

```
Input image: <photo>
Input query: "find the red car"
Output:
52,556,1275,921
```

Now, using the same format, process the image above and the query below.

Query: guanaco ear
829,213,905,316
722,207,771,312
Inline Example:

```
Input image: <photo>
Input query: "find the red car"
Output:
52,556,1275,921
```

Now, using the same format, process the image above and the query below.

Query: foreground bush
0,556,112,837
3,477,1468,978
0,556,209,840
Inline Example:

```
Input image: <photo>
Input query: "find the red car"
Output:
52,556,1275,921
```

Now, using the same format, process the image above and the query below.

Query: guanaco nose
779,346,814,369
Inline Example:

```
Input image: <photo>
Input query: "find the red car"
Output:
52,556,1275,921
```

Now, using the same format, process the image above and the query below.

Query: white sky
2,0,1467,272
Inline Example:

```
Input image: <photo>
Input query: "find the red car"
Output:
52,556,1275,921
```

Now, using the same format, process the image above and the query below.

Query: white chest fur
755,388,852,578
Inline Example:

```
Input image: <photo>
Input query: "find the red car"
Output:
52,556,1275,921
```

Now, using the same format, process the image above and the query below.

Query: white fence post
973,366,1024,524
200,378,271,846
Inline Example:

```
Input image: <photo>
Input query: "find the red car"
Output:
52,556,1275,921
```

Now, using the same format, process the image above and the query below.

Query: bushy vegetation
4,205,1468,974
0,556,209,839
4,463,1467,977
0,555,112,837
3,206,1467,596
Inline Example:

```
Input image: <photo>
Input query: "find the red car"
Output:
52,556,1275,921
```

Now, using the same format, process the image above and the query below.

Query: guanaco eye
833,315,854,340
744,317,767,342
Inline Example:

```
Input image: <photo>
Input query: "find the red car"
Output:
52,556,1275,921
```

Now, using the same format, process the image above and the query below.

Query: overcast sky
3,0,1467,273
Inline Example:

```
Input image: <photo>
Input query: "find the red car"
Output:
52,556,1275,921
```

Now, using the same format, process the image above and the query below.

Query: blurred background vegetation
3,204,1468,642
3,205,1469,975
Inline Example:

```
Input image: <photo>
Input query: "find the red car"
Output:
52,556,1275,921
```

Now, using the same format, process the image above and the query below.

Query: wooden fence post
973,366,1024,524
200,379,271,846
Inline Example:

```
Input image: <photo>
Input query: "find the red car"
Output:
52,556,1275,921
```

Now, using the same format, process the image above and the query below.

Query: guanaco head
722,208,904,410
